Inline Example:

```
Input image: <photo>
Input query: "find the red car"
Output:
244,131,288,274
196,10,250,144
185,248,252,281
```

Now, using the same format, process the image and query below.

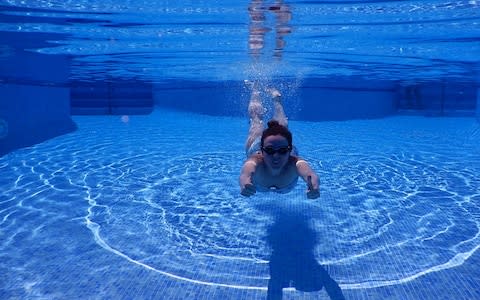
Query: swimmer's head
261,120,292,148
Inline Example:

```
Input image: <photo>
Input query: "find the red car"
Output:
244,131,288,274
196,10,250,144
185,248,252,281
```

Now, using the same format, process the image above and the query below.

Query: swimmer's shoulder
290,155,308,167
290,154,304,163
246,153,264,166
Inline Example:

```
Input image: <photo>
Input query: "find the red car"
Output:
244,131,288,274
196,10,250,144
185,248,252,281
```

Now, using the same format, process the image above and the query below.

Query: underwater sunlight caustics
1,110,480,298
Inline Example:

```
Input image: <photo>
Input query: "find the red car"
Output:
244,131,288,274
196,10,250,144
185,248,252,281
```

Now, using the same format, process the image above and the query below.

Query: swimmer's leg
245,82,265,151
268,88,288,127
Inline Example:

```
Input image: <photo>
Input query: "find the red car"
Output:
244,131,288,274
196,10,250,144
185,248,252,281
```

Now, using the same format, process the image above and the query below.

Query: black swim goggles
261,146,292,155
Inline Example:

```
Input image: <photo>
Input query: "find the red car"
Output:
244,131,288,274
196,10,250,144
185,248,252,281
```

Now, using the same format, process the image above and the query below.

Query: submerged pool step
71,98,154,115
70,82,154,115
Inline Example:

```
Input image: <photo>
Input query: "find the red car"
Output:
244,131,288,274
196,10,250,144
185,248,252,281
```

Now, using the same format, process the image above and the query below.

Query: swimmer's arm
295,159,320,199
239,160,257,197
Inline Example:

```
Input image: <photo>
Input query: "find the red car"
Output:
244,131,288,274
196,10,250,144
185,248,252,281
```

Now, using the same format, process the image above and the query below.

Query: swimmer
239,85,320,199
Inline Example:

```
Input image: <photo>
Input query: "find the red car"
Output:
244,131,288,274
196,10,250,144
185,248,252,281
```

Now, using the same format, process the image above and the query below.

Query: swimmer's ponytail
267,120,281,128
261,119,292,147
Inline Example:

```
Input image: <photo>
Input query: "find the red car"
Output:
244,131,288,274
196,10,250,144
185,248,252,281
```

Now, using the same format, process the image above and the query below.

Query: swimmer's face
261,135,291,173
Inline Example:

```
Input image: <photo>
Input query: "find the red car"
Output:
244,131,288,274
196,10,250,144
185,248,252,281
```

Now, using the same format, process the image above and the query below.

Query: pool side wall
1,76,478,157
153,79,478,120
477,88,480,120
0,83,76,157
153,78,398,121
0,31,76,157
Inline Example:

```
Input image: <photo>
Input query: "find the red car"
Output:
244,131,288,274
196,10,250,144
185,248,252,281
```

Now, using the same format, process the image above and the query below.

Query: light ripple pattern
1,109,480,298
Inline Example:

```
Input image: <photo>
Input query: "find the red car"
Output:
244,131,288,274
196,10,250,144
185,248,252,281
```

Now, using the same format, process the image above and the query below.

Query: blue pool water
1,109,480,299
1,0,480,299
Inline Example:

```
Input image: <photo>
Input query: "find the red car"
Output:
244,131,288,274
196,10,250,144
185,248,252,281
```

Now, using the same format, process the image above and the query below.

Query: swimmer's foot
267,88,282,101
244,80,255,90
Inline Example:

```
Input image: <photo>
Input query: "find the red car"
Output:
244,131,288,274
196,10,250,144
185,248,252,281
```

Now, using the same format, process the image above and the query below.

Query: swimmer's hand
306,175,320,199
240,159,257,197
241,183,256,197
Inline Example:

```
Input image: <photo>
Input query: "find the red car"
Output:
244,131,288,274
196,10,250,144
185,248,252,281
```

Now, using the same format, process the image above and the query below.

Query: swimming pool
1,109,480,299
1,1,480,299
